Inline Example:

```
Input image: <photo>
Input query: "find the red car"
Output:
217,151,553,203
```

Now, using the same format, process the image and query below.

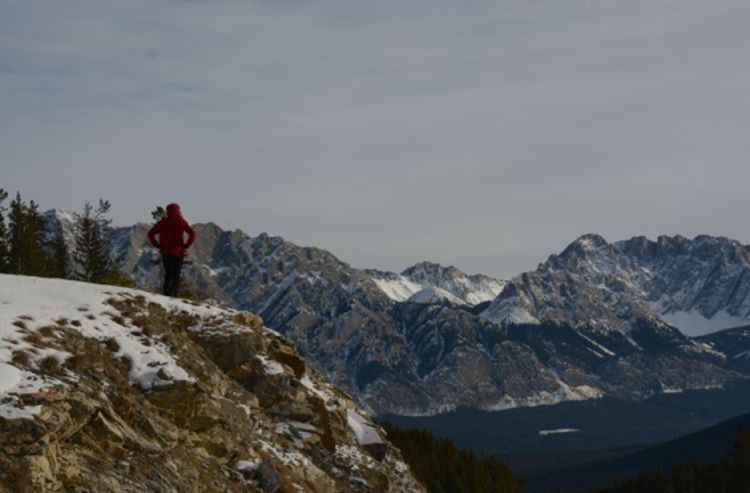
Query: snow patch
656,308,747,337
407,287,464,305
347,409,383,446
0,274,244,418
371,278,422,302
539,428,580,436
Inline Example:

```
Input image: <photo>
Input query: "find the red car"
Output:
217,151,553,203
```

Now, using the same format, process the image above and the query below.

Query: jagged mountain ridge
45,211,750,416
367,261,506,306
481,234,750,337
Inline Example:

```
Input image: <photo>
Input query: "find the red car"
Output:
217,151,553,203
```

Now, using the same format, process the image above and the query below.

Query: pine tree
7,192,25,274
7,192,47,276
45,220,70,279
151,206,166,221
0,189,9,273
73,200,120,284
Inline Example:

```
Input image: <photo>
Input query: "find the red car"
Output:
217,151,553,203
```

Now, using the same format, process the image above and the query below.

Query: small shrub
22,333,42,345
120,355,133,371
12,351,31,367
38,325,57,337
104,338,120,352
12,320,27,329
65,354,90,373
39,356,63,376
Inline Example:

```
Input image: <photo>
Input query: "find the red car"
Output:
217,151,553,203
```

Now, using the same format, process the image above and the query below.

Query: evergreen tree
381,423,523,493
0,189,9,273
151,206,166,221
45,220,70,279
73,200,122,284
7,192,47,276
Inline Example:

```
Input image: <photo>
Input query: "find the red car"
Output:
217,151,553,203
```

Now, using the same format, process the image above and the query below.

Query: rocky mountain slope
481,234,750,335
0,274,425,493
45,211,750,416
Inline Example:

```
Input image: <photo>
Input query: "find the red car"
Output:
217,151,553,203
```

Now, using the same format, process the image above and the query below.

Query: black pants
162,254,184,297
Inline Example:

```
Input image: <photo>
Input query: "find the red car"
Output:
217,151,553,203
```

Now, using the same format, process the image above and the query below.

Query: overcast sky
2,0,749,278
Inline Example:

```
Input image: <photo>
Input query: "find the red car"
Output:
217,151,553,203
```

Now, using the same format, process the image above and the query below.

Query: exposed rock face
44,212,750,416
0,275,425,493
482,234,750,336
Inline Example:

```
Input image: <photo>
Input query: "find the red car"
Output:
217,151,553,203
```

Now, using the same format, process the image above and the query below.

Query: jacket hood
166,203,181,218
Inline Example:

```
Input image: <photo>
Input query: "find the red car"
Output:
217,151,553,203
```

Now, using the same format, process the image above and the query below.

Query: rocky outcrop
0,275,425,493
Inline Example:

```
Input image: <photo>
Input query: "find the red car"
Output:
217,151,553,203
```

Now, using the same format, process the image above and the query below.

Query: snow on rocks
0,274,426,493
0,275,217,410
348,409,384,446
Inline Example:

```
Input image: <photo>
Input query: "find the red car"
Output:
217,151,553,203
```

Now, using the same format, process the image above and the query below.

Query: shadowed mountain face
47,212,750,415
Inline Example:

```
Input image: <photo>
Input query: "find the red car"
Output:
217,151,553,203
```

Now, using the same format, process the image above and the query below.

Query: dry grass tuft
55,318,69,326
12,320,27,329
12,350,31,367
104,337,120,352
38,325,57,337
22,333,43,345
120,355,134,371
71,319,82,327
39,355,63,376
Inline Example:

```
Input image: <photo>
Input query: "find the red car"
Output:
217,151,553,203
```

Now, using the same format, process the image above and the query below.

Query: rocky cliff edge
0,274,425,493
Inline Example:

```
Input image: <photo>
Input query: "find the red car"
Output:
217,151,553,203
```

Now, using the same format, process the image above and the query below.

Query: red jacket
148,204,196,257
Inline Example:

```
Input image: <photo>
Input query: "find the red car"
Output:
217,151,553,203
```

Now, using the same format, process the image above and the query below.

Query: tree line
0,188,129,285
381,422,523,493
584,429,750,493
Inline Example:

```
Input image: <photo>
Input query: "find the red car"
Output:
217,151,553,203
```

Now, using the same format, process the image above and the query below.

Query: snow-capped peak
368,262,505,306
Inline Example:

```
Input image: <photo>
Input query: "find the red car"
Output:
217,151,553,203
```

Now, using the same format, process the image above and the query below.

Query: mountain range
46,210,750,416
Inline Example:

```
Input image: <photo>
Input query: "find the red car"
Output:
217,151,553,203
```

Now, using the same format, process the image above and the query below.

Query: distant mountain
481,234,750,337
699,325,750,366
367,261,506,306
43,211,750,416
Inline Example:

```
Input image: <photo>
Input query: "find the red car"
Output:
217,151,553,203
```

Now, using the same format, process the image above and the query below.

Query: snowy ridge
407,287,464,305
481,234,750,337
369,261,505,306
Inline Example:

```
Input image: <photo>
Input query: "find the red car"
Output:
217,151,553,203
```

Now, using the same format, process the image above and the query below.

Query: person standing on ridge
147,203,196,297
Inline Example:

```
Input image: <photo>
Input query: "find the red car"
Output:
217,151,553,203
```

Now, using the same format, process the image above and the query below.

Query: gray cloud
2,0,750,277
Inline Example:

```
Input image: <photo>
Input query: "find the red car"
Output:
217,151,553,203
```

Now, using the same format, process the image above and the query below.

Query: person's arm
184,222,196,248
147,223,161,248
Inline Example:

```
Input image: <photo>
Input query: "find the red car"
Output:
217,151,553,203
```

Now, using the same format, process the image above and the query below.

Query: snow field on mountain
656,308,747,337
371,277,422,302
372,272,505,306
